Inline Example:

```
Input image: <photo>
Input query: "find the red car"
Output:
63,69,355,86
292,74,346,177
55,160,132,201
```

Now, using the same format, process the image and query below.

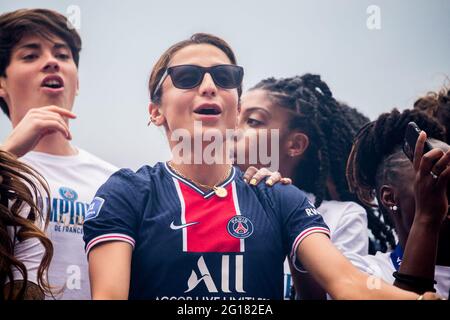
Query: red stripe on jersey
178,182,240,252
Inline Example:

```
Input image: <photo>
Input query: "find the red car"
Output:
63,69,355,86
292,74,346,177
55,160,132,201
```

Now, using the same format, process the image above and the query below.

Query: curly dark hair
414,86,450,143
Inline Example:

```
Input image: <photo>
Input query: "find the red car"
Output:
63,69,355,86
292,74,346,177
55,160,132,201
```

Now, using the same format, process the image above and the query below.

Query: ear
286,131,309,157
379,184,397,209
0,76,7,99
149,102,165,126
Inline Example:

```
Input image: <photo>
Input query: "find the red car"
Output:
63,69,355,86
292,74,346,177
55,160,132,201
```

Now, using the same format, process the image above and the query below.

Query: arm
88,241,132,300
297,233,422,300
292,264,326,300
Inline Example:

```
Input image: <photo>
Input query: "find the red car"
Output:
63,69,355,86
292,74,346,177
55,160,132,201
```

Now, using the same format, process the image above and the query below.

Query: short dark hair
149,33,241,105
0,8,82,118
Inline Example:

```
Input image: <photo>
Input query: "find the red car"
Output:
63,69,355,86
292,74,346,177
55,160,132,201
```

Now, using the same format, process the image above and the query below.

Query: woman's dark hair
251,74,395,252
347,108,446,251
0,150,53,300
414,86,450,143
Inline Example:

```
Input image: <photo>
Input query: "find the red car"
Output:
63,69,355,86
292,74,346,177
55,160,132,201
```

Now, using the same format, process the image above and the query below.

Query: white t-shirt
19,148,117,300
347,250,450,299
283,196,369,299
7,216,46,287
3,182,47,289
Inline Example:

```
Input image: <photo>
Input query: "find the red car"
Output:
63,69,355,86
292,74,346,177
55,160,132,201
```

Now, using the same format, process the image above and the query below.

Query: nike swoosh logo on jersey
170,221,199,230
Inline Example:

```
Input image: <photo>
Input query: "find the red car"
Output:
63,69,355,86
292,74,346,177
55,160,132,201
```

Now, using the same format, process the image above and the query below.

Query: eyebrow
16,42,70,51
243,107,271,118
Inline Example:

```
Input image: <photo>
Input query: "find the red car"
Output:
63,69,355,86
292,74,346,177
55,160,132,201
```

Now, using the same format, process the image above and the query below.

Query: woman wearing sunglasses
82,33,437,300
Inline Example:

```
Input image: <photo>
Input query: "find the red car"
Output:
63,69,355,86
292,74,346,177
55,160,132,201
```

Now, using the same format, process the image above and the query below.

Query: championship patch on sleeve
85,197,105,221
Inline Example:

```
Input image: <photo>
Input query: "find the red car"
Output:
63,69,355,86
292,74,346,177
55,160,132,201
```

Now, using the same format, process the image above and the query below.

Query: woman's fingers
40,120,72,140
430,149,450,177
413,131,427,171
436,165,450,191
41,105,77,119
248,167,272,185
242,167,286,186
35,112,72,139
266,171,282,186
242,166,258,184
419,148,445,178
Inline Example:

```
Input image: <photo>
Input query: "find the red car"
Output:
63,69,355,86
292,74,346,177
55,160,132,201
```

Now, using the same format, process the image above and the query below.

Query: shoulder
249,177,314,214
100,164,155,191
76,148,118,173
320,200,367,220
97,162,168,195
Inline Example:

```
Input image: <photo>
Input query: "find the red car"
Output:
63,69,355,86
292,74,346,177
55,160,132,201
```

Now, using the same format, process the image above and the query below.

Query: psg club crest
227,216,254,239
58,186,78,201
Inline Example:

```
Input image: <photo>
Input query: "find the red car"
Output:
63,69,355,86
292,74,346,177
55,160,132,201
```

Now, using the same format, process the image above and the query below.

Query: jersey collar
163,162,236,199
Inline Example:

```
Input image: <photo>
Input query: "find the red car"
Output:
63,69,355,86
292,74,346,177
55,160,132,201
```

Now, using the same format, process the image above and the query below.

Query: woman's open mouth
193,103,222,121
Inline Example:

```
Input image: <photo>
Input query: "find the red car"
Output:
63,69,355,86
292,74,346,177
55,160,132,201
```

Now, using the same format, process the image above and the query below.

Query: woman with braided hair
1,150,53,299
338,102,396,254
234,73,391,299
346,108,450,298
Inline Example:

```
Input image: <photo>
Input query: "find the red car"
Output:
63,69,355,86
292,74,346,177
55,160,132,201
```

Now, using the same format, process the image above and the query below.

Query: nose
198,72,217,97
41,52,60,73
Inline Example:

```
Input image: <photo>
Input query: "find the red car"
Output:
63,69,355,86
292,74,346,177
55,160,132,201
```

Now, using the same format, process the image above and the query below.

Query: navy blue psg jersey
83,162,330,300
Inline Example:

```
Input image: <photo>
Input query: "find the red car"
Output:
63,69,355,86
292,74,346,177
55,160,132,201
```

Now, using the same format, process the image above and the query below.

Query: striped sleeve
272,184,330,273
83,169,149,256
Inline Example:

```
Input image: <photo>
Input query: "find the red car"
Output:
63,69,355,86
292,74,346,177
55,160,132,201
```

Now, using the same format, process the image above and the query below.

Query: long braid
347,108,446,251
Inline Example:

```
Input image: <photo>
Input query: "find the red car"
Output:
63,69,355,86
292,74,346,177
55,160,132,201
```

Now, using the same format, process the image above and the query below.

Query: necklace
167,162,232,198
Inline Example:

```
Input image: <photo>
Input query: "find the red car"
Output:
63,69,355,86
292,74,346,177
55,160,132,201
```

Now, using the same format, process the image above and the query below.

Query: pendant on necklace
213,186,228,198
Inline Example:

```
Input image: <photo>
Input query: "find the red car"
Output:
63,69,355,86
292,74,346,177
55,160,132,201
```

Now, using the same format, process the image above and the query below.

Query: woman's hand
1,106,76,157
413,131,450,225
242,166,292,186
420,292,444,300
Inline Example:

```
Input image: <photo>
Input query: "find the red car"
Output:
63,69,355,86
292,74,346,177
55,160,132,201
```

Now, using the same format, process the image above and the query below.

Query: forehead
13,33,68,51
169,44,232,67
241,90,273,112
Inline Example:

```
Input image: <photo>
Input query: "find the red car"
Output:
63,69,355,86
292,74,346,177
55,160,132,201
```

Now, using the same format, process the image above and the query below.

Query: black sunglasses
154,64,244,95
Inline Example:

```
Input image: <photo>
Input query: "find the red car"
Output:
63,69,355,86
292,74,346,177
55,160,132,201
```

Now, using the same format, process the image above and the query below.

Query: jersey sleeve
269,184,331,273
83,168,149,256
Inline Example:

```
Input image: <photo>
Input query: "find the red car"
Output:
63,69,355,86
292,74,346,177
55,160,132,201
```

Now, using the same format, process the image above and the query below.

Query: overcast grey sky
1,0,449,170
